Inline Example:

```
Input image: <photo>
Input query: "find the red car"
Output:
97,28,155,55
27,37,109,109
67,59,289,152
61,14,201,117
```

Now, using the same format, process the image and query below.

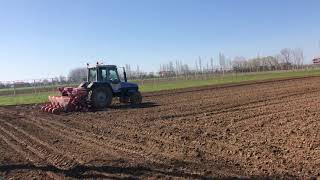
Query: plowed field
1,77,320,179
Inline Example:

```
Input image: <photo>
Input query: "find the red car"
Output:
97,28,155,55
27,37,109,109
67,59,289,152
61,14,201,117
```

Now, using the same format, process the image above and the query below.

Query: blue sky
0,0,319,81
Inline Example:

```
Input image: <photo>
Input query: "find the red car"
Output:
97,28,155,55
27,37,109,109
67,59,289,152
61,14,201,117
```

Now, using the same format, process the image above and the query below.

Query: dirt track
2,76,320,179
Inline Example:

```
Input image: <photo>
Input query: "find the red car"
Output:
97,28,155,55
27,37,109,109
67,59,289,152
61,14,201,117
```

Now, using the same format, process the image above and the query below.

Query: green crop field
1,69,320,106
0,83,79,96
139,69,320,92
0,92,59,106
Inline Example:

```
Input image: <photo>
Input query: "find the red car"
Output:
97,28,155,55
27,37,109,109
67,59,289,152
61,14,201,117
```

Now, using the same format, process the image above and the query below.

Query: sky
0,0,319,81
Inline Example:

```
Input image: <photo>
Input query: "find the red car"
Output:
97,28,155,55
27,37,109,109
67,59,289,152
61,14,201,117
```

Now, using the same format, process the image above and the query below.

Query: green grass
140,69,320,92
0,83,79,95
0,92,59,106
1,69,320,106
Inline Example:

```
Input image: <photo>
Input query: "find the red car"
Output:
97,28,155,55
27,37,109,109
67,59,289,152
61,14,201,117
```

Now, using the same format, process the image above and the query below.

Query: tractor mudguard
119,82,139,94
127,89,138,94
120,82,139,90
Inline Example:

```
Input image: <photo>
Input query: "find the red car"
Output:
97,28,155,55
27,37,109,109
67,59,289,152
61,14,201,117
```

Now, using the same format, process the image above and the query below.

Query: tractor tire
88,87,112,109
130,91,142,105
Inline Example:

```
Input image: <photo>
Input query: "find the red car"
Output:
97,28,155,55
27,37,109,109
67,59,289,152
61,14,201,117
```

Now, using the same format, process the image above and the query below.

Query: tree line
0,47,309,89
66,47,306,81
159,48,305,76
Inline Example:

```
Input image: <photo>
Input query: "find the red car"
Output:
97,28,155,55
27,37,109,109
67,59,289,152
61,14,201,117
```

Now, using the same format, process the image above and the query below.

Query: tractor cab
86,64,139,93
85,63,141,108
88,65,123,84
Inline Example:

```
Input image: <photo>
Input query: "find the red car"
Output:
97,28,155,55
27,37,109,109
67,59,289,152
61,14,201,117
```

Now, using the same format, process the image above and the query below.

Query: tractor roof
87,64,117,69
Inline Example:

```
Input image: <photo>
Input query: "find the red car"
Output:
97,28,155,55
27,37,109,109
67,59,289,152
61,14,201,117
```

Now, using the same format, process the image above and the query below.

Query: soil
1,76,320,179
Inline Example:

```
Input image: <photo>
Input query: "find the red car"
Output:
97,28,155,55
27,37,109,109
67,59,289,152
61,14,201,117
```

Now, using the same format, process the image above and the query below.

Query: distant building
313,57,320,64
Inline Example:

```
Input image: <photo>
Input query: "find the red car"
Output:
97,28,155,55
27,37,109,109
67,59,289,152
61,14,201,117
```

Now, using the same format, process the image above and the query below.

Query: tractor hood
120,82,139,89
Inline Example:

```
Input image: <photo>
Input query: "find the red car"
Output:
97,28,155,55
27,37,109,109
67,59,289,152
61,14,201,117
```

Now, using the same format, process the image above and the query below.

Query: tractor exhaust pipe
123,69,128,82
119,67,128,82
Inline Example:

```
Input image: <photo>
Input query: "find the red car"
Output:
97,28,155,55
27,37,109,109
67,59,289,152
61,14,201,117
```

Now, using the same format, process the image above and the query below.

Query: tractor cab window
101,69,107,81
88,68,97,82
108,69,119,83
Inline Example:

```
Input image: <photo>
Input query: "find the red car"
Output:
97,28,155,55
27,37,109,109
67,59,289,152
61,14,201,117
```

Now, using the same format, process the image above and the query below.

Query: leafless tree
292,48,304,68
280,48,293,65
125,64,132,78
68,67,87,82
0,82,5,89
232,56,247,72
210,57,214,73
277,48,304,70
195,59,199,73
198,56,202,73
58,75,67,83
182,64,190,75
136,65,140,78
219,52,226,72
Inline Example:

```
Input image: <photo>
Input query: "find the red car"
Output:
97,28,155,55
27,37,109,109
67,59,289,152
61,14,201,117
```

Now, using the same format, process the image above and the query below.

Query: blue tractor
41,63,142,113
84,63,142,108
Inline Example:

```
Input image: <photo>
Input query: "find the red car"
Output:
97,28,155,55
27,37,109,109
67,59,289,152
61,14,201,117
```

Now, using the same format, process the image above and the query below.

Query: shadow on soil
105,102,159,110
0,163,210,179
58,102,159,116
0,161,299,179
85,102,159,113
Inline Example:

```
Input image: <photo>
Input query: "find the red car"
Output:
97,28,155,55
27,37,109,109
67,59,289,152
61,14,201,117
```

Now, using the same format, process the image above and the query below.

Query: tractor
41,63,142,114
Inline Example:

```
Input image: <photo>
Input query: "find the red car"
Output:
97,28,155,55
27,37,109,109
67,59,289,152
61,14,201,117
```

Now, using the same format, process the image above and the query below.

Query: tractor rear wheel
89,87,112,109
130,91,142,105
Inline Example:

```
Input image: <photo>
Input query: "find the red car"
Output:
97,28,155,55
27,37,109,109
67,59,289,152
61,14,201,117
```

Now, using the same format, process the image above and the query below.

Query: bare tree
232,56,247,72
58,75,67,83
219,52,226,73
175,60,180,75
183,64,190,75
277,48,304,70
0,82,5,89
292,48,304,68
280,48,293,69
210,57,214,73
136,65,140,78
125,64,132,78
195,60,199,73
198,56,202,73
68,67,87,82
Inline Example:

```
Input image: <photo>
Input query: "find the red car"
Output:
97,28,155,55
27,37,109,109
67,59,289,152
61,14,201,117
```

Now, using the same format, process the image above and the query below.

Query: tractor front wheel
89,87,112,109
130,91,142,105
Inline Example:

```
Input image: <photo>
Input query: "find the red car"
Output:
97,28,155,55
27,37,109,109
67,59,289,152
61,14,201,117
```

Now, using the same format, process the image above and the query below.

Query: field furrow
2,76,320,178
